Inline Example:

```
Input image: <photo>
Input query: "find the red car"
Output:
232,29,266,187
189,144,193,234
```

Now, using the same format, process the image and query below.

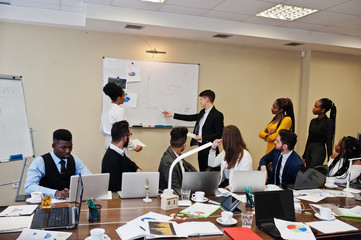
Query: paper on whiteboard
126,61,141,82
123,93,137,109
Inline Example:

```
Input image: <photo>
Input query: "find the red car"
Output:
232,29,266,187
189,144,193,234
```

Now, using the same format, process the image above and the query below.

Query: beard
124,138,129,148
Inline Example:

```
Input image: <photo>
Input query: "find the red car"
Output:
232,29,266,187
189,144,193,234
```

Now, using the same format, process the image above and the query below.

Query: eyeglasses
128,132,133,137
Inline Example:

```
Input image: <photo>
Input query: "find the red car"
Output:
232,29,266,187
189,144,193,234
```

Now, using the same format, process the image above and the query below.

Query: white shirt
278,150,293,184
328,157,361,184
100,103,136,152
198,107,212,142
208,149,252,186
110,143,125,156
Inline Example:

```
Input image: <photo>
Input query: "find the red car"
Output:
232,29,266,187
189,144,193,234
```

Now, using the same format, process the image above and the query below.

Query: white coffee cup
221,211,233,223
90,228,105,240
192,191,205,201
31,192,42,202
320,207,332,219
325,177,336,186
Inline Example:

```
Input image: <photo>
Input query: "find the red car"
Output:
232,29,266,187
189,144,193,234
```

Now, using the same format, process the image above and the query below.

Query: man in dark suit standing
259,129,304,186
162,90,224,171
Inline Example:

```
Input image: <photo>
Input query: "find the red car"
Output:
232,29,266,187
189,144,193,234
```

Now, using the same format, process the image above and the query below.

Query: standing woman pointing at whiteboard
100,83,143,155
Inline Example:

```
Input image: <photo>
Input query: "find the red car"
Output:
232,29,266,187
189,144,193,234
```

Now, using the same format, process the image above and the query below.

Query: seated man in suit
259,129,304,186
25,129,91,199
158,127,197,191
102,120,142,192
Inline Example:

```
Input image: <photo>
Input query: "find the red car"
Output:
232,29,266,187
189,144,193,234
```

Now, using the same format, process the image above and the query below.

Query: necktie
194,123,200,135
60,160,66,174
275,155,283,185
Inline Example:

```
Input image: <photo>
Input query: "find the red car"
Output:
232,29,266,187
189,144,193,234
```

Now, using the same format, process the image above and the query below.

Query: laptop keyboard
260,222,281,238
48,207,69,227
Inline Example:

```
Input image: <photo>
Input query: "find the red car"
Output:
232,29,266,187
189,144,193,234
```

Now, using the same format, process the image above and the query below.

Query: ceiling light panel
256,4,319,21
141,0,165,3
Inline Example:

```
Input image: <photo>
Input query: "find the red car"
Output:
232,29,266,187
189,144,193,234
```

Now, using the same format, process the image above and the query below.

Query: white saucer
216,217,237,226
26,198,41,204
315,213,336,221
84,234,110,240
191,197,208,203
324,184,338,189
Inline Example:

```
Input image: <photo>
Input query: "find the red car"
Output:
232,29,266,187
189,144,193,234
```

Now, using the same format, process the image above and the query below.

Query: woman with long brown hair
208,125,252,188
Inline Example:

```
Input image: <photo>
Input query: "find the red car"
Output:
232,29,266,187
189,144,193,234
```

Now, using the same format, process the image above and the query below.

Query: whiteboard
0,75,34,161
102,58,199,127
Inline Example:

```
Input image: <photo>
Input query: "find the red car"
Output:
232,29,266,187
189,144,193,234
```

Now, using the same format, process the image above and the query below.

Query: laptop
181,172,220,196
30,174,83,230
228,171,267,192
289,168,326,190
119,172,159,198
68,173,110,202
254,190,295,238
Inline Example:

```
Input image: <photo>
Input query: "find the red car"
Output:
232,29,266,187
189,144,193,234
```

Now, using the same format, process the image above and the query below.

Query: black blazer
174,106,224,146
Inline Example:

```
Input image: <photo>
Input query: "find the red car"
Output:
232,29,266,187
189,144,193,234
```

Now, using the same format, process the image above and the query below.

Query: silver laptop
228,171,267,192
182,172,220,196
68,173,109,202
119,172,159,198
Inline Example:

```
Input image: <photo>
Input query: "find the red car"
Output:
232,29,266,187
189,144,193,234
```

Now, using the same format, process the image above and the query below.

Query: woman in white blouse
100,82,142,154
328,136,361,184
208,125,252,188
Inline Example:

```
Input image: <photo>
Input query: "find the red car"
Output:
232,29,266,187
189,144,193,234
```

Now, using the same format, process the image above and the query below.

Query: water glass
241,211,253,228
181,189,191,201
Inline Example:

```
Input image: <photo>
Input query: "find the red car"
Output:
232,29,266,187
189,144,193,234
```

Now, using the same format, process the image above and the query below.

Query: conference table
1,191,361,239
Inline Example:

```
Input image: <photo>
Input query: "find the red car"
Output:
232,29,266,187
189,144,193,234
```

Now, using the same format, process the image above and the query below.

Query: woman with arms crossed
259,98,295,155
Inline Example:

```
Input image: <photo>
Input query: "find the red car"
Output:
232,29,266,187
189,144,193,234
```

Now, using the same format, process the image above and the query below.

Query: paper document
274,218,316,240
0,205,38,217
17,228,72,240
338,205,361,219
0,215,33,233
145,221,186,239
187,132,196,139
180,202,220,218
129,139,146,151
306,219,358,234
177,221,223,236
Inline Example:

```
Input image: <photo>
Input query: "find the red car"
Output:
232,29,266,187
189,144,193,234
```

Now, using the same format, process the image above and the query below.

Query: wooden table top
1,193,361,239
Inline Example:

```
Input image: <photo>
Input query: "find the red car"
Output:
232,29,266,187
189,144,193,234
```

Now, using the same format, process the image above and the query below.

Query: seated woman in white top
208,125,252,188
328,136,361,184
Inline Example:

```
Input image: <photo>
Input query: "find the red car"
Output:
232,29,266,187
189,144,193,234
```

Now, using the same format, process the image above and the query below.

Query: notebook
288,168,326,190
224,227,263,240
30,174,83,230
68,173,109,202
119,172,159,198
254,189,295,238
228,171,267,192
181,171,220,196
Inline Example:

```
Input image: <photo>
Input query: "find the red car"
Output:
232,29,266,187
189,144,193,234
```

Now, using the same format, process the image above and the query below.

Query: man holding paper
162,90,224,171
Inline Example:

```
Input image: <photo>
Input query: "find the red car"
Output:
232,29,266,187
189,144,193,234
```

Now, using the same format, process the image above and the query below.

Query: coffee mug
31,192,42,202
192,191,205,201
320,207,332,219
325,177,336,186
221,211,233,223
90,228,105,240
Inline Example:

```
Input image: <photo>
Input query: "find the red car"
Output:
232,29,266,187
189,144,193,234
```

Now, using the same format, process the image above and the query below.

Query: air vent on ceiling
213,34,232,39
284,42,303,46
0,1,10,5
125,24,144,30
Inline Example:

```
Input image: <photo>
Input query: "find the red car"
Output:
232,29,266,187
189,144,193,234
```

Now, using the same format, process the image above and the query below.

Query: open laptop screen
254,190,295,225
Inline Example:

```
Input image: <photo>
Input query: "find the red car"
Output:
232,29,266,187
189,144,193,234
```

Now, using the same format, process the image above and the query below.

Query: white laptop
68,173,110,202
228,171,267,192
119,172,159,198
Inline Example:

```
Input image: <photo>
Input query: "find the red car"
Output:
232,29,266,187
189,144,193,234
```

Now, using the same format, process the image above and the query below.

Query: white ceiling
1,0,361,55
